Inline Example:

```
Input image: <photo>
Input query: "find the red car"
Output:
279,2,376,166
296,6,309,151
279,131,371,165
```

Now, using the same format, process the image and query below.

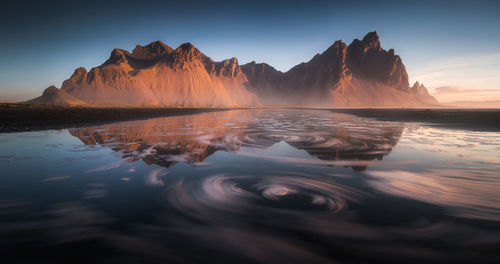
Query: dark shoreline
1,104,500,133
320,108,500,131
0,104,231,133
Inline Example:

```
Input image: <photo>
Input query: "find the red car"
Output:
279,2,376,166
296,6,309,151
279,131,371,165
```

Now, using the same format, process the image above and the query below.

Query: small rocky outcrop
411,81,439,105
25,85,88,106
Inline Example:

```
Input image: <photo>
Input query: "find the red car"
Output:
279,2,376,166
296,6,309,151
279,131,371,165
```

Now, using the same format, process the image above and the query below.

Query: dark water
1,109,499,263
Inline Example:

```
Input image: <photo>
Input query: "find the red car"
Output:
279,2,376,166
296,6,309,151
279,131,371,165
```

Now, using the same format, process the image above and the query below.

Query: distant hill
26,32,438,107
26,85,87,107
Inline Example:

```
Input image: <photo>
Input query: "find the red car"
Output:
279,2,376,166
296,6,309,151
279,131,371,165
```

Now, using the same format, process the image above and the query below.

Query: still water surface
1,110,499,263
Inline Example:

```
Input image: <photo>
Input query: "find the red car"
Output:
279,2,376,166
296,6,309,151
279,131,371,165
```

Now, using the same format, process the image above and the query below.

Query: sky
1,0,499,103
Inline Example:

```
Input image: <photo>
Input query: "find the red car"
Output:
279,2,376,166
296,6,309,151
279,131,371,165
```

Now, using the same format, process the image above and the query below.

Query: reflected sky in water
0,110,499,263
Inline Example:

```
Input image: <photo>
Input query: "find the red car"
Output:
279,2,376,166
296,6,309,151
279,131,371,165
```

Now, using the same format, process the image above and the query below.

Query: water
1,109,499,263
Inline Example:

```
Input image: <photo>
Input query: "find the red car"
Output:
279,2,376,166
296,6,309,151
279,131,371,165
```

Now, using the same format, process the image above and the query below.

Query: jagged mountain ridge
40,42,259,107
241,31,438,106
410,81,439,105
27,32,438,107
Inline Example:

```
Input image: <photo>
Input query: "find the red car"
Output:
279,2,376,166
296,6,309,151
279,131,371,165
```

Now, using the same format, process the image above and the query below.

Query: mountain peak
327,40,347,53
345,31,409,91
132,40,173,58
174,43,202,56
410,81,439,105
333,40,346,47
361,31,381,50
169,43,206,64
177,42,196,51
73,67,88,76
149,40,167,46
213,57,241,77
103,48,128,65
26,85,88,107
42,85,59,96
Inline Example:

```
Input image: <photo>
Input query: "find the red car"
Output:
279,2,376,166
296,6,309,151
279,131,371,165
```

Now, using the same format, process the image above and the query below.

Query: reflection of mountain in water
240,111,404,170
69,110,404,170
69,111,253,168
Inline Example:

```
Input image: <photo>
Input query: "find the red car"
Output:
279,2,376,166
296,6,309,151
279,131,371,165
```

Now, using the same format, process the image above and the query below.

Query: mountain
53,42,259,107
27,32,438,107
242,31,439,107
26,85,88,106
410,81,439,105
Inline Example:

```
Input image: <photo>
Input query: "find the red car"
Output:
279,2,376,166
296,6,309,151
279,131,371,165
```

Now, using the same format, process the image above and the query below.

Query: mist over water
1,110,499,263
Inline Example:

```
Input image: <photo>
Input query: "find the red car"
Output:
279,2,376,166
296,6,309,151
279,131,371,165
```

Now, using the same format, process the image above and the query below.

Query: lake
1,109,499,263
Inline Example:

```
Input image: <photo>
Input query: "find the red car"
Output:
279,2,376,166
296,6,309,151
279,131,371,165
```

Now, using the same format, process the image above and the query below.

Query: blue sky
1,0,499,102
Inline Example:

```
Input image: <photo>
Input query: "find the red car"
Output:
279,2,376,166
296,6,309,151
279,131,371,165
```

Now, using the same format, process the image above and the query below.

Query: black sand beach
2,104,500,133
0,104,228,132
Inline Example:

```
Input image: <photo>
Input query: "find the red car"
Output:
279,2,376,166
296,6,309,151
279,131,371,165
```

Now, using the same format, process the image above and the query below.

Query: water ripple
165,173,362,227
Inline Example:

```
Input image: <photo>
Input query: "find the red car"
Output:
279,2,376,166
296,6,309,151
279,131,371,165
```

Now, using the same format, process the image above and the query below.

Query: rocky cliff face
240,61,285,105
27,32,438,107
55,41,260,107
346,32,410,92
242,31,438,107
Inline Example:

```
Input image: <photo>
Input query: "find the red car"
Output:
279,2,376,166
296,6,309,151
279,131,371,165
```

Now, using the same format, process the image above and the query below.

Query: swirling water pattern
0,109,499,263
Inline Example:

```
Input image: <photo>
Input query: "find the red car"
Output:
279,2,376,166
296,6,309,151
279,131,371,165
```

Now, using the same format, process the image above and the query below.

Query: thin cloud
413,53,500,77
410,53,500,95
430,85,500,103
433,86,500,95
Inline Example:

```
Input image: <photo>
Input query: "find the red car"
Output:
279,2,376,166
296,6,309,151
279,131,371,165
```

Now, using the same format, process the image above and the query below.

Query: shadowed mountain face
69,110,404,170
242,32,438,107
28,32,438,107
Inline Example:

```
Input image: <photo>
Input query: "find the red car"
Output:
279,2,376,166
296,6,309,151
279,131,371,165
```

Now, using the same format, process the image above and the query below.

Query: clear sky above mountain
1,0,499,102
